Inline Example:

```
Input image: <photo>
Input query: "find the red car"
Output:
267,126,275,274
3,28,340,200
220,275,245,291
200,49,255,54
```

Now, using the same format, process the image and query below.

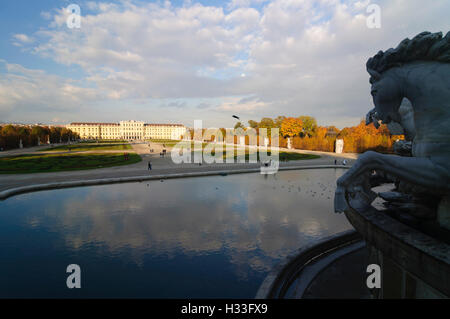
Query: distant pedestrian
334,159,337,165
148,161,152,170
342,159,347,165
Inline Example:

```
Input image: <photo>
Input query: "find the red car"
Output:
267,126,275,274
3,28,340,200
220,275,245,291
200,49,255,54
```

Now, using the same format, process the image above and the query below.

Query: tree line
0,124,80,150
224,115,402,153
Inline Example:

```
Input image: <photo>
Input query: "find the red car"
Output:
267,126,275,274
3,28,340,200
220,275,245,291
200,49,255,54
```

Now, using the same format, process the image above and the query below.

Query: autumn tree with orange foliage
280,117,303,137
231,115,404,154
337,120,401,153
280,120,402,153
289,126,336,152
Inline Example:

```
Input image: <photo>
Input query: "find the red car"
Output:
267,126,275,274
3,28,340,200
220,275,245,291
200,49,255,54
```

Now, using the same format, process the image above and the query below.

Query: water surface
0,169,350,298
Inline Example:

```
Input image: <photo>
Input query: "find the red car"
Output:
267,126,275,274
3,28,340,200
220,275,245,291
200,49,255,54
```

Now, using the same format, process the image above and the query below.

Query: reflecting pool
0,169,351,298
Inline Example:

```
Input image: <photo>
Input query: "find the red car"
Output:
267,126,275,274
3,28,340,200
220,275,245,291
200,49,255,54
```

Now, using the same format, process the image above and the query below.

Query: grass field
171,144,320,162
169,142,320,161
39,143,132,152
79,140,127,144
0,153,141,174
147,139,182,148
223,151,320,161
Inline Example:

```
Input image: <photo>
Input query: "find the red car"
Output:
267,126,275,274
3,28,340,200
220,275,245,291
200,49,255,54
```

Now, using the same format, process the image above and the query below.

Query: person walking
148,161,152,170
334,159,337,165
342,159,347,165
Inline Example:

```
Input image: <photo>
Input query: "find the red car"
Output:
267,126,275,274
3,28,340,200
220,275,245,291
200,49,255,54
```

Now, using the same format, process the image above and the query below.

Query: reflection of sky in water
0,169,351,298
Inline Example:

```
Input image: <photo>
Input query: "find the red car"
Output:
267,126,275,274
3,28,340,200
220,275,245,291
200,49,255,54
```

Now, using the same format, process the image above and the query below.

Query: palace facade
66,120,186,140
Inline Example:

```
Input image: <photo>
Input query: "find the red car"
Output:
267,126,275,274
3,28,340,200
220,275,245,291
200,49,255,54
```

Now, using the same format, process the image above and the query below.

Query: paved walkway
0,141,357,195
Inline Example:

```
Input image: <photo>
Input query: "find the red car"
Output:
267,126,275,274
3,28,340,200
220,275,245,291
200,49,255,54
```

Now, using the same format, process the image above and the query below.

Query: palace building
66,120,186,140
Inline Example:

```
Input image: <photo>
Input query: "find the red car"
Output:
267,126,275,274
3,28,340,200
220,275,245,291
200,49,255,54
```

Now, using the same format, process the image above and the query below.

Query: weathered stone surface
393,140,412,156
334,32,450,298
335,31,450,230
379,191,413,203
395,202,436,220
437,196,450,231
344,204,450,297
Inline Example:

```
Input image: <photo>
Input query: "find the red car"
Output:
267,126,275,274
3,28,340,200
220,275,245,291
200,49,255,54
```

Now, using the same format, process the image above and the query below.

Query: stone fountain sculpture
335,31,450,231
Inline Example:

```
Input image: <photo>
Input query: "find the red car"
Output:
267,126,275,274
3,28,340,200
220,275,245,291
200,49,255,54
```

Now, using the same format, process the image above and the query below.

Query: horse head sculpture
335,31,450,228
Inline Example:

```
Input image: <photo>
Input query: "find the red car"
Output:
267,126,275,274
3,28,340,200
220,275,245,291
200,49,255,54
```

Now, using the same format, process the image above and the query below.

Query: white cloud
12,33,35,47
228,0,269,9
216,96,268,113
0,61,99,120
3,0,450,127
40,11,52,20
13,34,34,43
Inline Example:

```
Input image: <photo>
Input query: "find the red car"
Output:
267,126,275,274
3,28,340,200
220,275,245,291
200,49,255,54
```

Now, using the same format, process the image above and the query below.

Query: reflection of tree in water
27,170,351,278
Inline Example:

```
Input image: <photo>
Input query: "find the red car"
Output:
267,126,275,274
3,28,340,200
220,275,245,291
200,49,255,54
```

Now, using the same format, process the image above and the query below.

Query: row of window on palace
69,128,179,132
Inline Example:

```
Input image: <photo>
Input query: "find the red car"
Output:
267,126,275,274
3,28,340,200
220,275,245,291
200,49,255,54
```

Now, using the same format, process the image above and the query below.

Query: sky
0,0,449,128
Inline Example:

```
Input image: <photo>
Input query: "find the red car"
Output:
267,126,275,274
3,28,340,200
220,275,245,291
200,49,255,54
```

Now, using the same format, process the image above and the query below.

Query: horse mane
366,31,450,81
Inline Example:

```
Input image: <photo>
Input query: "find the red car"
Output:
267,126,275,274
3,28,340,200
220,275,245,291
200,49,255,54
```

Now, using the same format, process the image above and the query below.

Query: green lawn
224,151,320,161
172,145,320,162
147,139,182,148
79,139,127,144
170,142,320,161
0,153,141,174
148,139,181,143
38,143,132,152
